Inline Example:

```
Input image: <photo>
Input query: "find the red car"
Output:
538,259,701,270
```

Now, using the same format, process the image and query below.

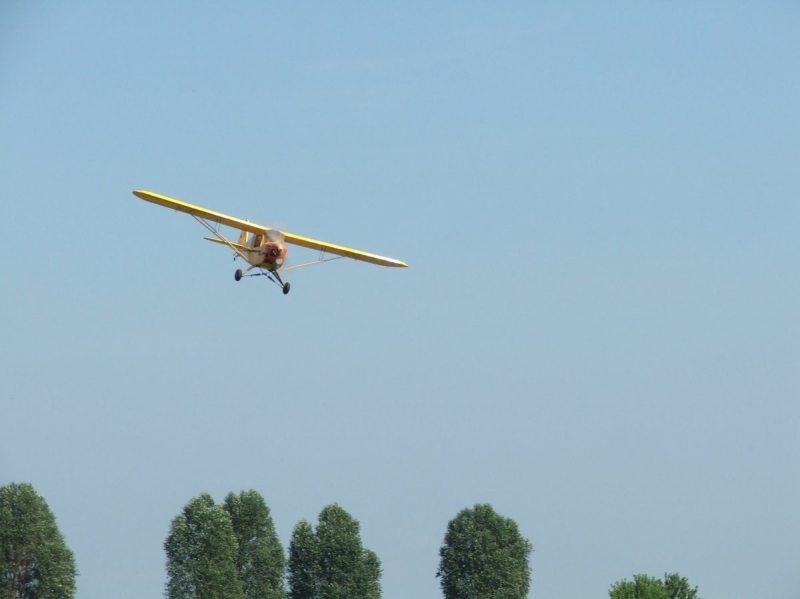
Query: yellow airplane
133,190,407,294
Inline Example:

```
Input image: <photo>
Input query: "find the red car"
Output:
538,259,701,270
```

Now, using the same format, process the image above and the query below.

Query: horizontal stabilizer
203,237,256,252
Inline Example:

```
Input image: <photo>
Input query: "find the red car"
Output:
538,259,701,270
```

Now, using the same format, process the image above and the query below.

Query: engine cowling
263,242,287,268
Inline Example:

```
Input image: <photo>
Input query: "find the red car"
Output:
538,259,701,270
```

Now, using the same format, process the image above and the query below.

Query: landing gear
235,265,257,280
234,266,290,294
273,270,290,295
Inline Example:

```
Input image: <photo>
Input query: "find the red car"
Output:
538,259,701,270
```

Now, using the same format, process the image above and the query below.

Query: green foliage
0,482,77,599
223,491,286,599
358,549,381,599
436,503,532,599
164,493,243,599
609,575,665,599
609,573,700,599
287,520,318,599
287,504,381,599
662,573,700,599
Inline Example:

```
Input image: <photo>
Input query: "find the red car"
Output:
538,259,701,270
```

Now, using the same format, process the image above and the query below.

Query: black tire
234,269,243,281
283,282,291,295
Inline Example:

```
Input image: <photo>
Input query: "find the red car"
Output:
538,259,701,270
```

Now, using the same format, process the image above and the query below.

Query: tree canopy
223,490,286,599
287,520,318,599
287,504,381,599
609,573,700,599
2,482,708,599
436,503,532,599
0,482,77,599
164,493,243,599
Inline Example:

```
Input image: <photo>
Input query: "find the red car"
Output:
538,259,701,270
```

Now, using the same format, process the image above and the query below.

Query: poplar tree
609,573,700,599
437,504,532,599
223,490,286,599
0,482,77,599
164,493,243,599
287,505,381,599
287,520,318,599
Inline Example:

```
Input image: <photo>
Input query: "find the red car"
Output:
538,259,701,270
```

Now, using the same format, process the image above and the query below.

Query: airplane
133,190,407,294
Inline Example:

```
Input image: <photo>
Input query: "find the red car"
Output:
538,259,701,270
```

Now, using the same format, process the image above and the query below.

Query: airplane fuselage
240,233,286,271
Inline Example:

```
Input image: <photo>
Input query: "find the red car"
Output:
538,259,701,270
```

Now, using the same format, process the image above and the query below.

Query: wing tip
133,189,159,201
374,257,408,268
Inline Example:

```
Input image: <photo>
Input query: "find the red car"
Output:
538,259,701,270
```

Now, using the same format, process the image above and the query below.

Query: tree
0,482,77,599
662,573,700,599
223,490,286,599
357,549,381,599
609,573,700,599
287,504,381,599
436,503,532,599
164,493,243,599
287,520,318,599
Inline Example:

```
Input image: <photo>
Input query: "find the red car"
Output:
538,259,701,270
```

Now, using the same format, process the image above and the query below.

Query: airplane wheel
234,269,242,281
283,282,291,295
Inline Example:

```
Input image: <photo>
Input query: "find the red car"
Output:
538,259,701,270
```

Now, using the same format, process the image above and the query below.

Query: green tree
358,549,381,599
165,493,243,599
223,490,286,599
0,482,77,599
287,504,381,599
436,503,532,599
662,573,700,599
287,520,318,599
609,573,700,599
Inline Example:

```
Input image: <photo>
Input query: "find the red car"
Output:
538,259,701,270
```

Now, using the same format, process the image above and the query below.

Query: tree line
1,482,701,599
163,490,381,599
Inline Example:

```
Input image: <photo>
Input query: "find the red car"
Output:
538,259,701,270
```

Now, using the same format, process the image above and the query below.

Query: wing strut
192,215,251,262
282,256,345,272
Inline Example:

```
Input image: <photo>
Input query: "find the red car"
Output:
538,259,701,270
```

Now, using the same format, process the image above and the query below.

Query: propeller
266,229,284,243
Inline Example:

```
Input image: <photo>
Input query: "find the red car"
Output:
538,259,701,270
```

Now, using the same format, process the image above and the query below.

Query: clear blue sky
1,3,798,598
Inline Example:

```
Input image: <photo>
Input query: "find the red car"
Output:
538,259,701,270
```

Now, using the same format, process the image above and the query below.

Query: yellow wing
133,190,408,268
